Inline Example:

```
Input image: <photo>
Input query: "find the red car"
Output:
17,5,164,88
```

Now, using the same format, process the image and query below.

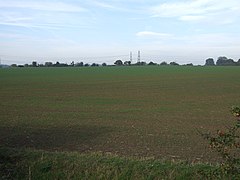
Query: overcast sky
1,0,240,65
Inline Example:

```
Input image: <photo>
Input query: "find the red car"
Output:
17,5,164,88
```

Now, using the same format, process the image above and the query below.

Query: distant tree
205,58,215,66
75,62,84,67
45,62,53,67
91,63,99,67
170,62,179,66
102,62,107,66
84,63,89,67
160,61,168,66
18,65,24,68
62,63,68,67
228,59,236,65
11,64,17,67
216,56,236,66
70,61,74,67
32,61,37,67
148,61,157,66
185,63,193,66
135,61,146,66
55,61,60,67
24,64,29,67
53,61,68,67
124,61,131,66
237,59,240,66
80,62,84,66
114,60,123,66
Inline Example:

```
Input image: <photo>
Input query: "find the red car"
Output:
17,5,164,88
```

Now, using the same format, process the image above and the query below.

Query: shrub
200,106,240,177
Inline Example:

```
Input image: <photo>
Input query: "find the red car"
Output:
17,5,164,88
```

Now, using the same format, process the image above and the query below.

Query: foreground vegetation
200,106,240,178
0,147,222,179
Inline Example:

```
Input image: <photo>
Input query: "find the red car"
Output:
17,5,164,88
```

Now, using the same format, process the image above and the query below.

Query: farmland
0,66,240,163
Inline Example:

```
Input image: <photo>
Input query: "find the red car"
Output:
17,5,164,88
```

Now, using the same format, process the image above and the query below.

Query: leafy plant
201,106,240,177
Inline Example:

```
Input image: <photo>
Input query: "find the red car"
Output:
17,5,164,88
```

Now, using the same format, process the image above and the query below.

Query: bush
200,106,240,177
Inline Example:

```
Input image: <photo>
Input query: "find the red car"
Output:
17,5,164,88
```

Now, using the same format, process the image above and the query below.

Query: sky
0,0,240,65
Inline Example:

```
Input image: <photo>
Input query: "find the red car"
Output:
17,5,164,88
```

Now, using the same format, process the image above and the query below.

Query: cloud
0,1,94,30
0,21,92,30
0,32,27,39
184,33,240,47
179,15,206,21
0,0,87,12
136,31,172,38
150,0,240,22
91,1,117,9
90,0,136,12
135,31,240,48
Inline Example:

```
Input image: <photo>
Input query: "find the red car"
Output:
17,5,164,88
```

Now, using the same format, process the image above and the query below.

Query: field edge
0,146,227,179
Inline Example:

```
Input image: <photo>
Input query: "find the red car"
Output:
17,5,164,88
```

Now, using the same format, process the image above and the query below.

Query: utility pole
137,50,140,63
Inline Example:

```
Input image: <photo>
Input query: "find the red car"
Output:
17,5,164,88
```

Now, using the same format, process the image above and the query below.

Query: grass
0,66,240,162
0,147,218,179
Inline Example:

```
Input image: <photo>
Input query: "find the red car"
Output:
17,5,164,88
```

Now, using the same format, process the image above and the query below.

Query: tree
45,62,53,67
160,61,168,66
228,59,236,65
170,62,179,66
75,62,84,67
102,63,107,66
91,63,99,67
216,56,236,66
114,60,123,66
205,58,215,66
55,61,60,67
135,61,146,66
124,61,131,66
148,61,157,66
32,61,37,67
53,61,68,67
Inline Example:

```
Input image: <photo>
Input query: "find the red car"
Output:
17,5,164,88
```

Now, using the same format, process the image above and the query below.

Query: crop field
0,66,240,162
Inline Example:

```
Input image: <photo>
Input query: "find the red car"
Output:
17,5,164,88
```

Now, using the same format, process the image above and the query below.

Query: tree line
10,61,104,68
7,56,240,68
205,56,240,66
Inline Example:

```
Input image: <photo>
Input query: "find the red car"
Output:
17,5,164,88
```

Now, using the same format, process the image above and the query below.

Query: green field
1,66,240,162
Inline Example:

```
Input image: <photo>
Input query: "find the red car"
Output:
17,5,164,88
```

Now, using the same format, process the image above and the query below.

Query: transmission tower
137,50,140,63
130,52,132,63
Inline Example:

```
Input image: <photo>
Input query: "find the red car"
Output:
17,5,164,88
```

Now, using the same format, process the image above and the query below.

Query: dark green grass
0,66,240,161
1,147,218,179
